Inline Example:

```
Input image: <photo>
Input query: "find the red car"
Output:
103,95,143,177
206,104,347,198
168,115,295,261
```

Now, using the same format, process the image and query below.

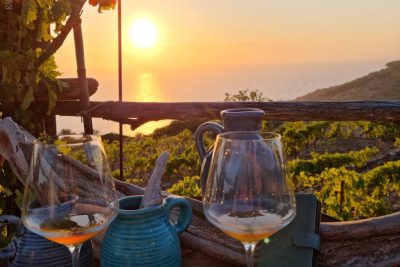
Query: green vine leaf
14,190,24,210
21,0,38,26
37,21,52,42
52,0,71,27
21,87,34,110
46,82,58,114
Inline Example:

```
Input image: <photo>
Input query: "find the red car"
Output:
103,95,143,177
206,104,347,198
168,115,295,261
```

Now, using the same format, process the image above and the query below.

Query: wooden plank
52,101,400,123
36,78,98,101
320,211,400,240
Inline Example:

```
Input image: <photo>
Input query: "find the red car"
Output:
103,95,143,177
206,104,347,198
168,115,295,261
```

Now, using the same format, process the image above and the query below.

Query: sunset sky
55,0,400,134
57,1,400,72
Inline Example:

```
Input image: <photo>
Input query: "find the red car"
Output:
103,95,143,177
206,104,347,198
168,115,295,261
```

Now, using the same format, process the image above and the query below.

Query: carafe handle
0,215,25,261
165,196,192,234
194,122,223,160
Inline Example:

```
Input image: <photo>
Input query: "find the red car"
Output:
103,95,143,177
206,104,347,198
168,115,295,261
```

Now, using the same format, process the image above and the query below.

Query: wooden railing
50,100,400,130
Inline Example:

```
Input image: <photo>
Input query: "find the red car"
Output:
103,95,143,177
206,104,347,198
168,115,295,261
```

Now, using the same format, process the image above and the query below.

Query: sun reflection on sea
125,72,165,102
122,71,171,136
129,120,174,136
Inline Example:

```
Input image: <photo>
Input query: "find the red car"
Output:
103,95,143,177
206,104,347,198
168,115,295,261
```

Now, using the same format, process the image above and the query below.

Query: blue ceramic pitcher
194,108,265,195
101,195,192,267
0,215,92,267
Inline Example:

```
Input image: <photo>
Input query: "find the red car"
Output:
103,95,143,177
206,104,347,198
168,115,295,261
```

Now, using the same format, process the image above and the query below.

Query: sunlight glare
128,18,158,49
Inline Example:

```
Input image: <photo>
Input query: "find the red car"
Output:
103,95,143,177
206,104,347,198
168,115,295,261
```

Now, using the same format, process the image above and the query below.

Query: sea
55,60,390,136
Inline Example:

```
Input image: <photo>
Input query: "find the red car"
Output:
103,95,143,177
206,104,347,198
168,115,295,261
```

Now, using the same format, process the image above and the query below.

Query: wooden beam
52,101,400,123
35,78,98,101
320,211,400,240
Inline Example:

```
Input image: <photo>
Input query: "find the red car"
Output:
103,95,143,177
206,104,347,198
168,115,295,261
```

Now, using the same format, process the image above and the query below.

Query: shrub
168,176,202,198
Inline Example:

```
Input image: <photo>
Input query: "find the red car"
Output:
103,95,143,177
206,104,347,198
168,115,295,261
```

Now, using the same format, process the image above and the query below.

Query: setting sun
128,18,158,49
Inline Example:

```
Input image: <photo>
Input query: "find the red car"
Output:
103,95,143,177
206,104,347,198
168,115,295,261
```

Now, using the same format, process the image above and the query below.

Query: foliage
288,147,383,219
224,89,272,102
0,164,22,248
278,121,400,158
152,118,208,138
58,128,76,135
0,163,22,217
363,160,400,216
279,121,331,157
309,167,362,220
395,137,400,149
168,176,201,198
88,0,116,12
0,0,117,127
103,129,201,182
99,111,400,220
102,118,400,220
0,0,72,130
294,161,400,220
285,131,400,220
289,146,379,179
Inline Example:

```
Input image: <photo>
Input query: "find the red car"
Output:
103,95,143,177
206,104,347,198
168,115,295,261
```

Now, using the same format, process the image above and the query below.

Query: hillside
295,61,400,101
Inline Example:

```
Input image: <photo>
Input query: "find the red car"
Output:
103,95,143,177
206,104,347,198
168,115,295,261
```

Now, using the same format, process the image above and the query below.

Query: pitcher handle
165,196,192,234
0,215,25,261
194,122,224,161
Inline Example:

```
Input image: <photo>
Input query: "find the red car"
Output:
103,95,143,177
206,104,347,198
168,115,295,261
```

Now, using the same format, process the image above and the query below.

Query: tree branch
36,0,86,67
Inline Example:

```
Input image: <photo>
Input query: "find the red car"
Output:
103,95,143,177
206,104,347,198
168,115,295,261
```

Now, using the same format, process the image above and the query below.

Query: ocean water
56,60,389,135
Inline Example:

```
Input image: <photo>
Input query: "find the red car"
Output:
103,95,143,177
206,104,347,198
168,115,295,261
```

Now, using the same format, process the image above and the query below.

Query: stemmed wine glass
203,131,296,267
22,135,119,267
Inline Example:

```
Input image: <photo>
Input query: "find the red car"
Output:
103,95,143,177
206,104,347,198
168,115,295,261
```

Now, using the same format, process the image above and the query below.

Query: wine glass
203,131,296,267
22,135,119,267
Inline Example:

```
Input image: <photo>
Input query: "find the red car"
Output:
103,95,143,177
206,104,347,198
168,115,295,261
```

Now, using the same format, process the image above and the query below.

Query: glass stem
242,242,257,267
68,244,82,267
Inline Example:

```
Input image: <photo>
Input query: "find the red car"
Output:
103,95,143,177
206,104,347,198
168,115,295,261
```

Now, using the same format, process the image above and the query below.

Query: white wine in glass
22,135,119,267
203,131,296,267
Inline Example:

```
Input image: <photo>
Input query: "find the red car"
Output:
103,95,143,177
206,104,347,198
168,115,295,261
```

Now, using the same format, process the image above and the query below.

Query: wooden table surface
93,248,231,267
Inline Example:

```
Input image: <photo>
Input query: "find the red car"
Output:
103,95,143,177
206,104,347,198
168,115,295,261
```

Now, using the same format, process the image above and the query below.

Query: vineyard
102,120,400,221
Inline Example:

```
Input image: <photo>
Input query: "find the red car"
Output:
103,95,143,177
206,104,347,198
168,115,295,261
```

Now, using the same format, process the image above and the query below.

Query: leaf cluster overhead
0,0,116,129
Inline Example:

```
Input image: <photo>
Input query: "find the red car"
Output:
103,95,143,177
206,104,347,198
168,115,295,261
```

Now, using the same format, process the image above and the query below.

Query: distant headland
295,60,400,101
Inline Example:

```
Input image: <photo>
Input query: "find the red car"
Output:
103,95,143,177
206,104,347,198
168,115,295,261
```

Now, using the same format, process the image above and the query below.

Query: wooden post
44,115,57,137
118,0,124,180
73,18,93,134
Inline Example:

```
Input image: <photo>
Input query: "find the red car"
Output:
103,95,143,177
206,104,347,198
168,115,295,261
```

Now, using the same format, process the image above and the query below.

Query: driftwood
140,151,170,208
1,117,400,266
0,117,35,181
